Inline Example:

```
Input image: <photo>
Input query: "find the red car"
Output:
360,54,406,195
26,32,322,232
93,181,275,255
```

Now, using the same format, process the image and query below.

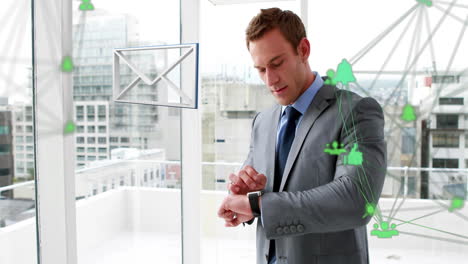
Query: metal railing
2,162,467,195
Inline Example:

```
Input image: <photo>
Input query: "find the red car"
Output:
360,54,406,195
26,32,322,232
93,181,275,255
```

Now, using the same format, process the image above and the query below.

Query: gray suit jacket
243,82,386,264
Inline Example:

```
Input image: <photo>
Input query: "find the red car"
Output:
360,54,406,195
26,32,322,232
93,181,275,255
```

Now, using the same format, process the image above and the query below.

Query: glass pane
309,0,468,262
0,0,37,263
72,1,182,263
200,1,298,263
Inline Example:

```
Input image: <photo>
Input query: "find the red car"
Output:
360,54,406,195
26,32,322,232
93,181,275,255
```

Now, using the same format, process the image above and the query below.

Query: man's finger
228,173,238,184
229,173,248,194
239,170,256,189
253,173,267,188
217,198,230,218
243,165,258,175
244,165,258,178
225,218,241,227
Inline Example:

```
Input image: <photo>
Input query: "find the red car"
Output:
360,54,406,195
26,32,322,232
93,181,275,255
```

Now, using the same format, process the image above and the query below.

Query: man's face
249,28,308,106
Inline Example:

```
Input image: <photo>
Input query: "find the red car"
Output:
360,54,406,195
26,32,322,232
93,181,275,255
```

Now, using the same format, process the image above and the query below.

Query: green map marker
79,0,95,11
61,56,74,72
343,143,363,166
324,69,337,85
449,197,464,212
324,141,346,155
401,104,416,121
417,0,433,7
334,59,356,86
363,203,376,218
64,121,76,134
371,221,399,238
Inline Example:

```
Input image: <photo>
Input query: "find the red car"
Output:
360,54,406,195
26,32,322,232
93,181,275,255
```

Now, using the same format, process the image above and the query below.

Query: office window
87,126,95,133
0,168,10,176
87,147,96,153
15,126,23,133
16,145,24,151
77,137,85,144
87,137,96,144
87,156,96,161
27,154,34,159
76,105,84,121
26,136,33,143
436,114,458,129
87,105,95,121
398,176,416,196
77,155,85,161
110,137,118,143
98,156,107,160
77,147,85,153
402,128,416,154
98,126,106,133
26,146,33,151
26,125,33,132
433,75,460,84
98,147,107,153
465,134,468,148
439,97,464,105
16,153,24,159
77,126,85,133
98,105,106,121
432,134,459,148
121,137,129,143
0,144,10,155
432,158,459,169
16,136,24,143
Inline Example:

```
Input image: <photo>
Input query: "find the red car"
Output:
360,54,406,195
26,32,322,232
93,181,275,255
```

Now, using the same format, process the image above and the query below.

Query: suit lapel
279,84,336,191
265,105,281,192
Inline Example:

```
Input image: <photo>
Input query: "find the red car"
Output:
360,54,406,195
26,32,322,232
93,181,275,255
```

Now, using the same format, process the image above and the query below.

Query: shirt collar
281,72,323,116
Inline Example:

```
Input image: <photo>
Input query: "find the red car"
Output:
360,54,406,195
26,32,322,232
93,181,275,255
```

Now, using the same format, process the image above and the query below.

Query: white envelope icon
113,43,199,109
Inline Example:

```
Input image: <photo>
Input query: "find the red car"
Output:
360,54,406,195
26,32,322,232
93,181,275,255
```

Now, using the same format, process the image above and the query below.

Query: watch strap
248,191,263,217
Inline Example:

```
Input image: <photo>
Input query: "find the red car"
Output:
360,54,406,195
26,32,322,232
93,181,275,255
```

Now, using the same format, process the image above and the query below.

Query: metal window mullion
299,0,308,32
180,0,201,263
33,0,77,264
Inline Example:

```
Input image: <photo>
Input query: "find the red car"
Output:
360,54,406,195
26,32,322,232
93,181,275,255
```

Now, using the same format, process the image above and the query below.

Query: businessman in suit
217,8,386,264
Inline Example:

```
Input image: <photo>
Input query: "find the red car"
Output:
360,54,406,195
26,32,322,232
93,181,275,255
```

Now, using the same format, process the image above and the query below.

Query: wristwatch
247,190,265,217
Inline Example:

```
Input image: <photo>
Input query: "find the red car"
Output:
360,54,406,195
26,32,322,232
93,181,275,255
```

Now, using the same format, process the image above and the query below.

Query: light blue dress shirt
276,72,324,149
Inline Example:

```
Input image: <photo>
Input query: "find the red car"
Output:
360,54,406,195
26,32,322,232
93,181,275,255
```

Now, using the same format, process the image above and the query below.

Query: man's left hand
217,194,254,227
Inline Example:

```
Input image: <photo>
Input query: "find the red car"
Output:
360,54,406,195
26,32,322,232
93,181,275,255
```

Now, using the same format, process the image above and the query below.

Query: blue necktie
274,106,301,192
269,106,301,263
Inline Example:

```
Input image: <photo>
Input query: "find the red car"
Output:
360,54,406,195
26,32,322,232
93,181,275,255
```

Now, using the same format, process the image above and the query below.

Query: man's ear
297,37,310,62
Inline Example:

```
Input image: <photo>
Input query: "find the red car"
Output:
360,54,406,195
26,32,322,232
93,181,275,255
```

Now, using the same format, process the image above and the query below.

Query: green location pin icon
61,56,74,72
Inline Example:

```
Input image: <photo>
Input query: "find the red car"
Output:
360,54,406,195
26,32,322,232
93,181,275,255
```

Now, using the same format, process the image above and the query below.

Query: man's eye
258,68,266,73
271,61,283,68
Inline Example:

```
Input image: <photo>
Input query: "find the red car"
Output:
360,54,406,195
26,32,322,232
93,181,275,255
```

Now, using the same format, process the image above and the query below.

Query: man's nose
265,69,279,87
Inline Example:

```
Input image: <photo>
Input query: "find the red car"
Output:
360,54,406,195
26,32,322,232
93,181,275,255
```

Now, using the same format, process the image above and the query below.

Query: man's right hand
228,165,267,195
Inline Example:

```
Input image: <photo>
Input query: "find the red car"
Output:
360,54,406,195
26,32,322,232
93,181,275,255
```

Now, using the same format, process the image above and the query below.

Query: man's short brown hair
245,7,306,52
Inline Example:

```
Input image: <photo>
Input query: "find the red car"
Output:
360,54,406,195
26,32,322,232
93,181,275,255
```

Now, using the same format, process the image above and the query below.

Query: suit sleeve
260,97,387,239
241,112,260,226
241,112,260,169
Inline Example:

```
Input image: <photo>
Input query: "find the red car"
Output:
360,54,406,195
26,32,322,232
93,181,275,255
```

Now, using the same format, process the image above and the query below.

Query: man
217,8,386,264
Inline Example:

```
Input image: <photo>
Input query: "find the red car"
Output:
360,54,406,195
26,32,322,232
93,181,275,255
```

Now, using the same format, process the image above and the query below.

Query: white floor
78,232,256,264
370,248,466,264
78,231,466,264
